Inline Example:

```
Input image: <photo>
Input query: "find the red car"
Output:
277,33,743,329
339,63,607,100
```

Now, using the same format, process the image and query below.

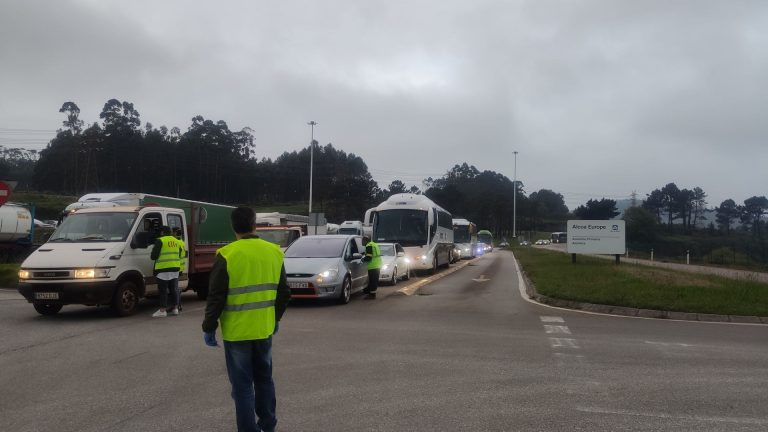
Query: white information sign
566,220,626,254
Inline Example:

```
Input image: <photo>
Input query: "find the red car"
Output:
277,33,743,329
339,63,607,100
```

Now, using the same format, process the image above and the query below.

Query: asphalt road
1,251,766,431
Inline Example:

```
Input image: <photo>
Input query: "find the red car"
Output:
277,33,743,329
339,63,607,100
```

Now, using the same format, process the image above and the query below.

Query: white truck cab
18,206,189,316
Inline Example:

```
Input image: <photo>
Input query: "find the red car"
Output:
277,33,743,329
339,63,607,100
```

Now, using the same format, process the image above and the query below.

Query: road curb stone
515,256,768,325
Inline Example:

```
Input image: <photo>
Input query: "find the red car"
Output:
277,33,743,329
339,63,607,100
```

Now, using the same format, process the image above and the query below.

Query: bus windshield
49,212,138,242
374,209,428,247
454,226,471,243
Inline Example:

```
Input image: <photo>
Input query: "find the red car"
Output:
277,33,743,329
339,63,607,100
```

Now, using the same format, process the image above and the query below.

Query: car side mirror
350,253,363,261
396,252,405,257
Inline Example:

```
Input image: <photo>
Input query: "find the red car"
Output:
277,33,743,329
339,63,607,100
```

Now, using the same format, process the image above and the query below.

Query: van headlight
18,270,30,279
74,268,110,279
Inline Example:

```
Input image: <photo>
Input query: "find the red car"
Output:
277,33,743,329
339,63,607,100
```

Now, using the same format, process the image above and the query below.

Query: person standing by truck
362,235,382,299
173,226,187,312
202,206,291,432
150,226,182,317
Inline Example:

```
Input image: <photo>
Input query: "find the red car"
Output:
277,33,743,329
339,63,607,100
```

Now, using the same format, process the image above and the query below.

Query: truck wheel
34,303,62,316
196,285,209,300
111,281,139,317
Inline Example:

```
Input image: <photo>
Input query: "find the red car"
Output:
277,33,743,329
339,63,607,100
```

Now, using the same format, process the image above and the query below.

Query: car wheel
111,281,139,317
33,303,62,316
405,266,411,280
337,276,351,305
391,268,397,286
431,256,438,275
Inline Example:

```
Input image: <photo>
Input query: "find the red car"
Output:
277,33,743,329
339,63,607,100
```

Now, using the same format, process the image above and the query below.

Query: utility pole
307,121,317,216
513,150,518,238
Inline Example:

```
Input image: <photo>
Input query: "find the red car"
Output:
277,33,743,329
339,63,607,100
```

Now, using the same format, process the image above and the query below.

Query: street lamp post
513,151,518,238
307,121,318,216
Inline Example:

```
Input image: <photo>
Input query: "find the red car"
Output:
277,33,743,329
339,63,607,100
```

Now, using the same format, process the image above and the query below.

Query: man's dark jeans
157,278,178,309
224,338,277,432
365,268,380,294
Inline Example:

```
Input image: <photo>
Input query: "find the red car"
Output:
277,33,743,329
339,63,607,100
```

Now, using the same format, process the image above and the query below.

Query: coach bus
452,218,477,259
371,193,454,274
477,229,493,252
551,232,567,243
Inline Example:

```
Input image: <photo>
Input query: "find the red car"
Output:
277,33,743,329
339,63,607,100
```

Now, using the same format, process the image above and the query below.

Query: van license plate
289,282,308,289
35,292,59,300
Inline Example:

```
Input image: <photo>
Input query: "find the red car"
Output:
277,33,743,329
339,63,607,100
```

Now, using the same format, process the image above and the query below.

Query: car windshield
374,209,427,247
284,237,347,258
49,212,138,242
379,244,395,256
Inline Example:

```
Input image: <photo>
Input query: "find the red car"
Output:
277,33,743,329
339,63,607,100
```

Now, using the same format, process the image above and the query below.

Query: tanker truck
18,194,235,316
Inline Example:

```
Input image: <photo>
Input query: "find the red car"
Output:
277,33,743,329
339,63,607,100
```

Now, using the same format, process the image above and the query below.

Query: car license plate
289,282,308,289
34,292,59,300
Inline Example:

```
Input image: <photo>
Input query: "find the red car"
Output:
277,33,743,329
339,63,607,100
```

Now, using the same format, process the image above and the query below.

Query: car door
347,237,367,290
395,243,407,278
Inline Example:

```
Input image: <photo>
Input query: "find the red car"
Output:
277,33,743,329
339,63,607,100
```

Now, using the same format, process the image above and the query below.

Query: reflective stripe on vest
154,236,181,270
366,241,382,270
178,239,187,272
218,238,284,342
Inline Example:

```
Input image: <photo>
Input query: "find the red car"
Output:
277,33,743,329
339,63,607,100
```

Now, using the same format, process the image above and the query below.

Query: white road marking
645,341,693,348
472,275,490,282
549,337,580,348
540,316,564,323
576,406,768,426
544,325,571,334
553,352,585,359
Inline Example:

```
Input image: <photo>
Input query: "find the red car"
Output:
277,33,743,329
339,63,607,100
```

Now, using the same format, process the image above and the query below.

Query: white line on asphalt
645,341,693,348
549,337,580,348
544,325,571,334
576,406,768,426
540,316,565,322
553,352,585,359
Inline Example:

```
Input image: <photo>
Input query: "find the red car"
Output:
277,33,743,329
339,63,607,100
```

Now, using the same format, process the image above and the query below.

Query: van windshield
49,212,138,242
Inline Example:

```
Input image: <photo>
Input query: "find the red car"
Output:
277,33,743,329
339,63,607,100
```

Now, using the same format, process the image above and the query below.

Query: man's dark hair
231,207,256,234
160,225,172,236
362,236,371,243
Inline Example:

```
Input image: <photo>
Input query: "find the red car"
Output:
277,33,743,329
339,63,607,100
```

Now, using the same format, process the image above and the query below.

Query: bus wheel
34,303,62,316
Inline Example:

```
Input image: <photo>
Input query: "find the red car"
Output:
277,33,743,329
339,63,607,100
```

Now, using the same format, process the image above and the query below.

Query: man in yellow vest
362,235,382,299
150,226,182,317
202,207,291,432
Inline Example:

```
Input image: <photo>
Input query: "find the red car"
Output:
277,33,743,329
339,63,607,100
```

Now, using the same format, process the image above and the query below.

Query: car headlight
381,264,389,271
420,255,427,260
18,270,30,279
463,247,469,252
317,268,339,283
74,268,110,279
404,258,411,263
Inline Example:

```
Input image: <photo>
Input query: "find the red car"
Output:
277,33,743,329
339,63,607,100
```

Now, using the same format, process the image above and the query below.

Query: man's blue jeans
224,338,277,432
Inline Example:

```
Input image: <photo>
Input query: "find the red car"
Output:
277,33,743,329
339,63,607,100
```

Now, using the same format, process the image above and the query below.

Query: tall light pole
513,151,518,238
307,121,318,216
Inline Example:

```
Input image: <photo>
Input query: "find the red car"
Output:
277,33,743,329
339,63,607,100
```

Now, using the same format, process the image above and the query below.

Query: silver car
377,243,411,285
284,235,369,304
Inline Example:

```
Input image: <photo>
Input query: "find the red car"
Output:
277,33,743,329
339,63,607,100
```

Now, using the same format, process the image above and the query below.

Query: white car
378,243,411,285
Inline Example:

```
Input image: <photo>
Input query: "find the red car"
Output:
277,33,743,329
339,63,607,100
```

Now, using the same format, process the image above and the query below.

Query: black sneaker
364,293,377,300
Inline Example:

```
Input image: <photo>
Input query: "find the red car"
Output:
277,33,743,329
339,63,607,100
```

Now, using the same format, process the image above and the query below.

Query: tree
741,196,768,237
643,189,664,223
573,198,619,220
660,182,680,227
715,199,740,234
59,102,84,134
623,206,657,244
691,187,708,228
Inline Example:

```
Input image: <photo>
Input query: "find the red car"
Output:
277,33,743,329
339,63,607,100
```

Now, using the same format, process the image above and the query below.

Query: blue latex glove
203,331,219,347
273,322,279,335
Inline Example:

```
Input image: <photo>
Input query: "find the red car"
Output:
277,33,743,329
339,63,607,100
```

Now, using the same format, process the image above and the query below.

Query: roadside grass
513,246,768,317
0,264,20,288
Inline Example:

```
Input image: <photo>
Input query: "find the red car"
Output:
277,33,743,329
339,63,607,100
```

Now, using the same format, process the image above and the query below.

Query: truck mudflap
18,281,116,305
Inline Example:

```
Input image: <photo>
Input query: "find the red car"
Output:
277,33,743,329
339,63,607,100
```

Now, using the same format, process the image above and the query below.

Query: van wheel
111,281,139,317
337,277,351,304
34,303,62,316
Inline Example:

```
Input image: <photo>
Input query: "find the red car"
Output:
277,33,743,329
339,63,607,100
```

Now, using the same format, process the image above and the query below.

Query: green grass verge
513,246,768,317
0,264,20,288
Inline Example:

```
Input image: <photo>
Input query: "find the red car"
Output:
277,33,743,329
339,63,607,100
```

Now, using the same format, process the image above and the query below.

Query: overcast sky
1,0,766,209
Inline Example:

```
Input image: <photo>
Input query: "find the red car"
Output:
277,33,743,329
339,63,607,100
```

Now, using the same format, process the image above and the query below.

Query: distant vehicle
475,242,487,256
535,240,545,245
283,235,368,304
338,220,364,235
543,239,551,245
452,218,477,259
378,243,411,285
255,226,303,251
499,241,509,248
551,232,567,243
520,241,530,246
371,193,454,274
477,230,493,252
34,219,56,229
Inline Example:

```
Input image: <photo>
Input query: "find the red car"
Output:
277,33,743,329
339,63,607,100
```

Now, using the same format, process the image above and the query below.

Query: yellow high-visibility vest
154,236,181,271
217,238,283,341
